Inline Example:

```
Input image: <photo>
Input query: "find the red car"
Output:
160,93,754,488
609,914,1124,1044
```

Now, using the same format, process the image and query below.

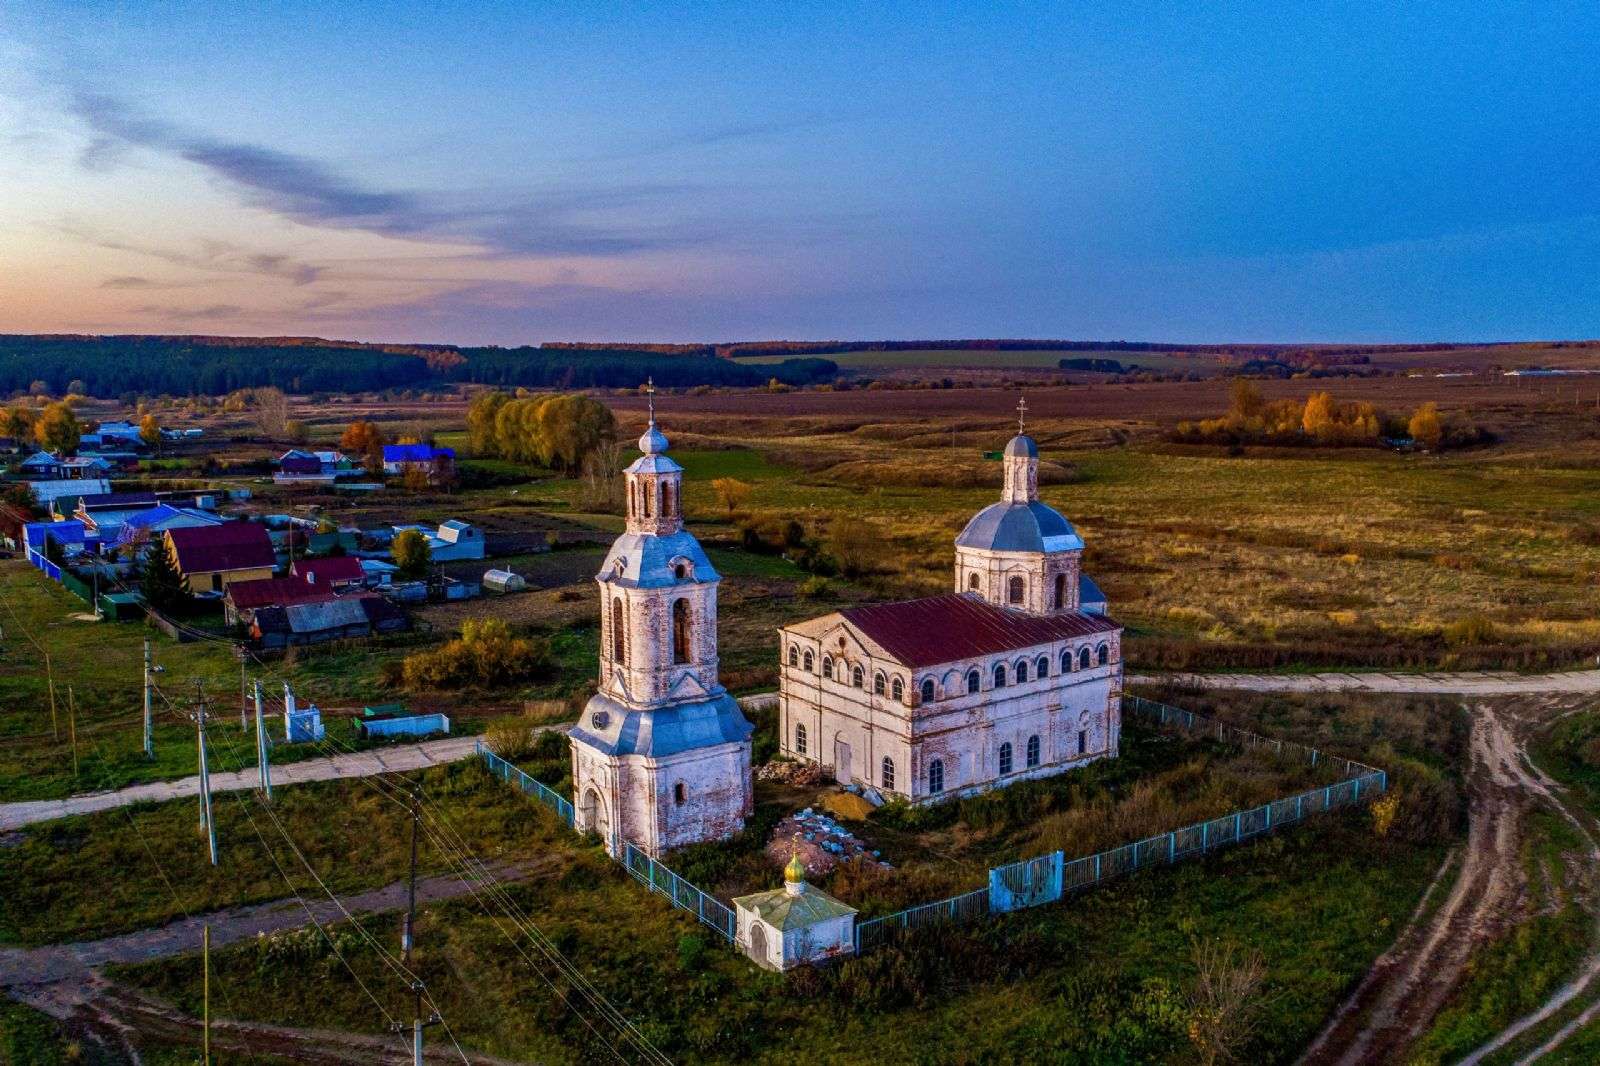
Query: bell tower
570,383,754,858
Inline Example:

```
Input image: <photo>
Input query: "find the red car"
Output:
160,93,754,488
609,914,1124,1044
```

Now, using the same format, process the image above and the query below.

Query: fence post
1234,811,1242,839
1094,853,1101,881
1202,821,1209,850
1296,795,1303,821
1353,777,1361,803
1168,831,1176,863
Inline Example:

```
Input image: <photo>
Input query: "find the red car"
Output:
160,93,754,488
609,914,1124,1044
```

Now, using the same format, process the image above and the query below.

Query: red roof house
164,522,276,594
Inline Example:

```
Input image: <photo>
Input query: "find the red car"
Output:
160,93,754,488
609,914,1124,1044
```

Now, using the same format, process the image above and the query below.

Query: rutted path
0,735,484,831
1,859,553,1064
1130,669,1600,695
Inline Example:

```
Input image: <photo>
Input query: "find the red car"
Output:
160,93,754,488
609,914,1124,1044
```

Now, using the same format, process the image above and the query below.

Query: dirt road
1129,669,1600,695
1299,697,1600,1065
2,860,550,1064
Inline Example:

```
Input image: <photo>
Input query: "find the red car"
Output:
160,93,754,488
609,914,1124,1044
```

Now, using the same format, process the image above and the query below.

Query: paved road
1128,669,1600,695
0,735,483,831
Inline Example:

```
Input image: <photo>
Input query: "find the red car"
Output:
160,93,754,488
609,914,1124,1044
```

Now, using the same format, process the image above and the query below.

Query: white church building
779,419,1123,804
568,407,754,858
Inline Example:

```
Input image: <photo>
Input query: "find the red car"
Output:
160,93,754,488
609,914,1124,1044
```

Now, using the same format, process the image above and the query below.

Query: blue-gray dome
1004,433,1038,458
639,422,669,455
956,500,1084,553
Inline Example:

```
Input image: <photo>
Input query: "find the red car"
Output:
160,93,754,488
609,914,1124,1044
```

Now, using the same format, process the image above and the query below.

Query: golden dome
784,852,806,884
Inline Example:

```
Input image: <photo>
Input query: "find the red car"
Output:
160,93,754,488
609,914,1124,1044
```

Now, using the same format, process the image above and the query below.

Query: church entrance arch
580,787,610,846
834,736,853,785
749,922,769,966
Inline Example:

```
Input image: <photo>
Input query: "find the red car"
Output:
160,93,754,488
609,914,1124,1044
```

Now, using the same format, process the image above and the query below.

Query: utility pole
195,680,217,865
46,651,58,741
392,783,438,1066
203,923,211,1065
66,686,79,779
143,639,154,760
254,679,271,802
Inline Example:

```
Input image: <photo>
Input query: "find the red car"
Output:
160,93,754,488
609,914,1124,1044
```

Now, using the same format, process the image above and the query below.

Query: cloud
99,275,163,289
59,222,325,286
130,302,246,322
70,91,720,257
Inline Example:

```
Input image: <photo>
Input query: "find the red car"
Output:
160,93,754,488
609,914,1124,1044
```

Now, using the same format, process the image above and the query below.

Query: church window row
630,478,676,519
964,571,1070,609
918,641,1115,702
997,735,1043,776
608,596,694,667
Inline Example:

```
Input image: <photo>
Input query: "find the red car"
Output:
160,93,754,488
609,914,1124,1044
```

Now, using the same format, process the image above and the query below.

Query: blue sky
2,2,1597,344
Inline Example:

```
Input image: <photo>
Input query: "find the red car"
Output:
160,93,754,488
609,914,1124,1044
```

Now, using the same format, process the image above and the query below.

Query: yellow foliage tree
34,401,81,454
1409,402,1443,448
711,477,752,514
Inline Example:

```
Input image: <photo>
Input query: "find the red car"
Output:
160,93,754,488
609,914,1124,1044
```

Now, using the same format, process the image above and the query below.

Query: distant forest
0,335,836,397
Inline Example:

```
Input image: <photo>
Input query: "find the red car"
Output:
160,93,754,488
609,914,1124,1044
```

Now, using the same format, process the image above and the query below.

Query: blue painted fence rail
476,743,736,944
476,742,575,827
621,843,738,943
855,696,1388,953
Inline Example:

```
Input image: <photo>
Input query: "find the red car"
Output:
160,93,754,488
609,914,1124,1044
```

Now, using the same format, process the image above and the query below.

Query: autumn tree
391,528,432,577
826,516,883,578
466,390,509,455
1300,391,1335,439
1186,938,1269,1066
34,401,81,454
1409,402,1443,448
711,477,752,514
138,413,162,452
340,420,387,473
1,406,37,442
253,386,290,438
1229,378,1264,421
535,394,615,472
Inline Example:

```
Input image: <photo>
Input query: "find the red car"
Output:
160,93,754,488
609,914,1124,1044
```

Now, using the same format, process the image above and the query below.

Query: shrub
401,619,552,690
1444,614,1497,647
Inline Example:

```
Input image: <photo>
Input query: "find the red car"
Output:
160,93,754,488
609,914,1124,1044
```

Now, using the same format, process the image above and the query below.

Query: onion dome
639,420,669,455
785,851,806,884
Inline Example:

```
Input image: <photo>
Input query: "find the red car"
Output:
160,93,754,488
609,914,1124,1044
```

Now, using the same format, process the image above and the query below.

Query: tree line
0,335,836,397
467,391,617,474
1172,380,1492,450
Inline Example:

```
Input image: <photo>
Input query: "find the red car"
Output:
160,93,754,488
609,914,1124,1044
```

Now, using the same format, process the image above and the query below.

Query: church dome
956,500,1084,554
1004,433,1038,458
785,852,807,884
639,422,669,455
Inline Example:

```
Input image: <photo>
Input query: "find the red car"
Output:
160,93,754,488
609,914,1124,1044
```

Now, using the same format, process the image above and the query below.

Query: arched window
968,572,980,591
788,646,799,667
873,671,886,695
1015,659,1028,684
671,599,690,664
673,561,688,579
1008,575,1024,604
611,597,626,664
882,757,895,790
796,722,808,754
673,782,686,805
1097,643,1110,666
822,655,833,680
891,677,904,701
998,741,1013,775
643,480,653,517
993,663,1007,688
920,678,935,703
928,758,944,794
1078,647,1091,670
1027,735,1041,768
1061,650,1072,673
1054,572,1066,609
661,481,674,517
852,665,864,689
1036,655,1049,678
804,651,814,672
966,669,981,694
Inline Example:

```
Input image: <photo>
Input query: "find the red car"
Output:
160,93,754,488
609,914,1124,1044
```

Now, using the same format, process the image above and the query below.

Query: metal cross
1016,395,1028,433
643,377,656,423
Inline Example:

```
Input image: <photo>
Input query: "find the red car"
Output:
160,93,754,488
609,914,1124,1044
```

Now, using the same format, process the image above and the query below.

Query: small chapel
568,398,754,858
779,404,1123,804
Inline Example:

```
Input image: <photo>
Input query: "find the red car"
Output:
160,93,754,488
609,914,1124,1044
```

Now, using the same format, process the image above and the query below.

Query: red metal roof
166,521,276,574
291,556,365,585
837,593,1119,668
224,576,336,610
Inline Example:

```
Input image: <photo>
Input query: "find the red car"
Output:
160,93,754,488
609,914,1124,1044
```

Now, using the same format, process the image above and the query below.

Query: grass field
732,347,1200,372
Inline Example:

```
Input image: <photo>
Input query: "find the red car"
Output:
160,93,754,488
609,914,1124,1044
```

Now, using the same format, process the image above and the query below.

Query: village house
778,416,1123,804
223,575,336,625
250,595,407,649
164,521,276,594
273,449,359,485
386,519,485,562
112,504,224,553
62,491,159,541
567,407,754,858
290,555,366,590
17,451,63,480
382,443,455,480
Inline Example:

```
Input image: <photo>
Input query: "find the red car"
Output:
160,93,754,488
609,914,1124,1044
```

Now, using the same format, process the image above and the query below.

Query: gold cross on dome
1017,396,1028,434
643,377,656,423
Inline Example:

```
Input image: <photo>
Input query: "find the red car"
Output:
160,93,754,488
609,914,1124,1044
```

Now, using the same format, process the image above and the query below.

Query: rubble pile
755,760,823,787
767,807,891,877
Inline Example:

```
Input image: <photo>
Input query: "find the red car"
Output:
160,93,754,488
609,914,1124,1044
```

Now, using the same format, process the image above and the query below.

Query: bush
402,619,552,690
1444,614,1497,647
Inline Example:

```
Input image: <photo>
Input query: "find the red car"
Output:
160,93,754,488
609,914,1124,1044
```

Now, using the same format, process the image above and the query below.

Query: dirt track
1293,696,1600,1064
